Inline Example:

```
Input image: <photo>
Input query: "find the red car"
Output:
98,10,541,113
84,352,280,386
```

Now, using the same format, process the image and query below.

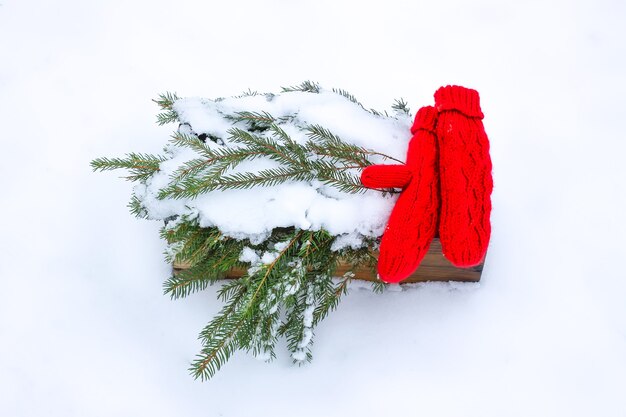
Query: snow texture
2,1,626,416
137,91,411,249
238,247,260,264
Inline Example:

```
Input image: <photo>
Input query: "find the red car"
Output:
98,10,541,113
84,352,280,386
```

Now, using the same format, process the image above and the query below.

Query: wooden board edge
172,238,484,283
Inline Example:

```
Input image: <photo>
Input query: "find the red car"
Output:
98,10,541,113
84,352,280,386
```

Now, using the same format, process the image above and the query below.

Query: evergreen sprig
90,153,168,182
392,97,411,116
281,80,321,93
156,122,397,199
153,92,180,125
91,82,407,380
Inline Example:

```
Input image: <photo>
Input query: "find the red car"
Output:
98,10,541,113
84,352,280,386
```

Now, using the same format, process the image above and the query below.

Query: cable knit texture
360,106,440,283
434,85,493,267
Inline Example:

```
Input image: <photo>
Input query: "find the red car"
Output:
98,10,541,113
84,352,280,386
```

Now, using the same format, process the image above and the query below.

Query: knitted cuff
410,105,438,134
434,85,484,119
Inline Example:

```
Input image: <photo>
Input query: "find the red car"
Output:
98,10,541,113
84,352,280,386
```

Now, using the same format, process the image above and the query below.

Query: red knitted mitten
435,85,493,267
361,106,440,283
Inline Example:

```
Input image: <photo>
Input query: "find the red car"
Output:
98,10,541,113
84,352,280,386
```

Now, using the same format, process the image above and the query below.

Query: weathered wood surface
173,238,483,283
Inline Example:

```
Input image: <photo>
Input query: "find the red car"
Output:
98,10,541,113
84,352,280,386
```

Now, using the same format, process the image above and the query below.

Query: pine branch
190,231,304,380
169,132,215,158
332,87,365,108
165,257,223,299
128,195,148,218
284,279,315,363
252,309,280,361
172,227,223,266
305,124,405,165
190,305,247,380
371,280,387,294
90,153,167,182
159,166,315,199
168,147,267,184
281,80,321,93
156,110,178,126
227,127,304,168
234,88,259,98
153,92,181,125
164,232,244,300
248,231,304,304
153,92,180,110
201,282,248,344
392,97,411,116
312,273,351,326
93,83,413,380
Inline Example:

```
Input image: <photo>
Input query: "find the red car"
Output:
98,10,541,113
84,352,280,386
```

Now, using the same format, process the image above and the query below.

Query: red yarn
361,165,412,189
435,85,493,267
360,106,440,283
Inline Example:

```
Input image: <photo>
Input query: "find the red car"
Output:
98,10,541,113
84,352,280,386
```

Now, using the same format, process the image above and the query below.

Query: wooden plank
172,238,484,283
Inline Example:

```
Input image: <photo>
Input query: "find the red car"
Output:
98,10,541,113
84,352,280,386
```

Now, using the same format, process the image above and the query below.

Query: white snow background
1,1,625,416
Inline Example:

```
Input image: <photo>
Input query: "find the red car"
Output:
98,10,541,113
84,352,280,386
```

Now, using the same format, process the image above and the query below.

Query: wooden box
173,237,483,283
